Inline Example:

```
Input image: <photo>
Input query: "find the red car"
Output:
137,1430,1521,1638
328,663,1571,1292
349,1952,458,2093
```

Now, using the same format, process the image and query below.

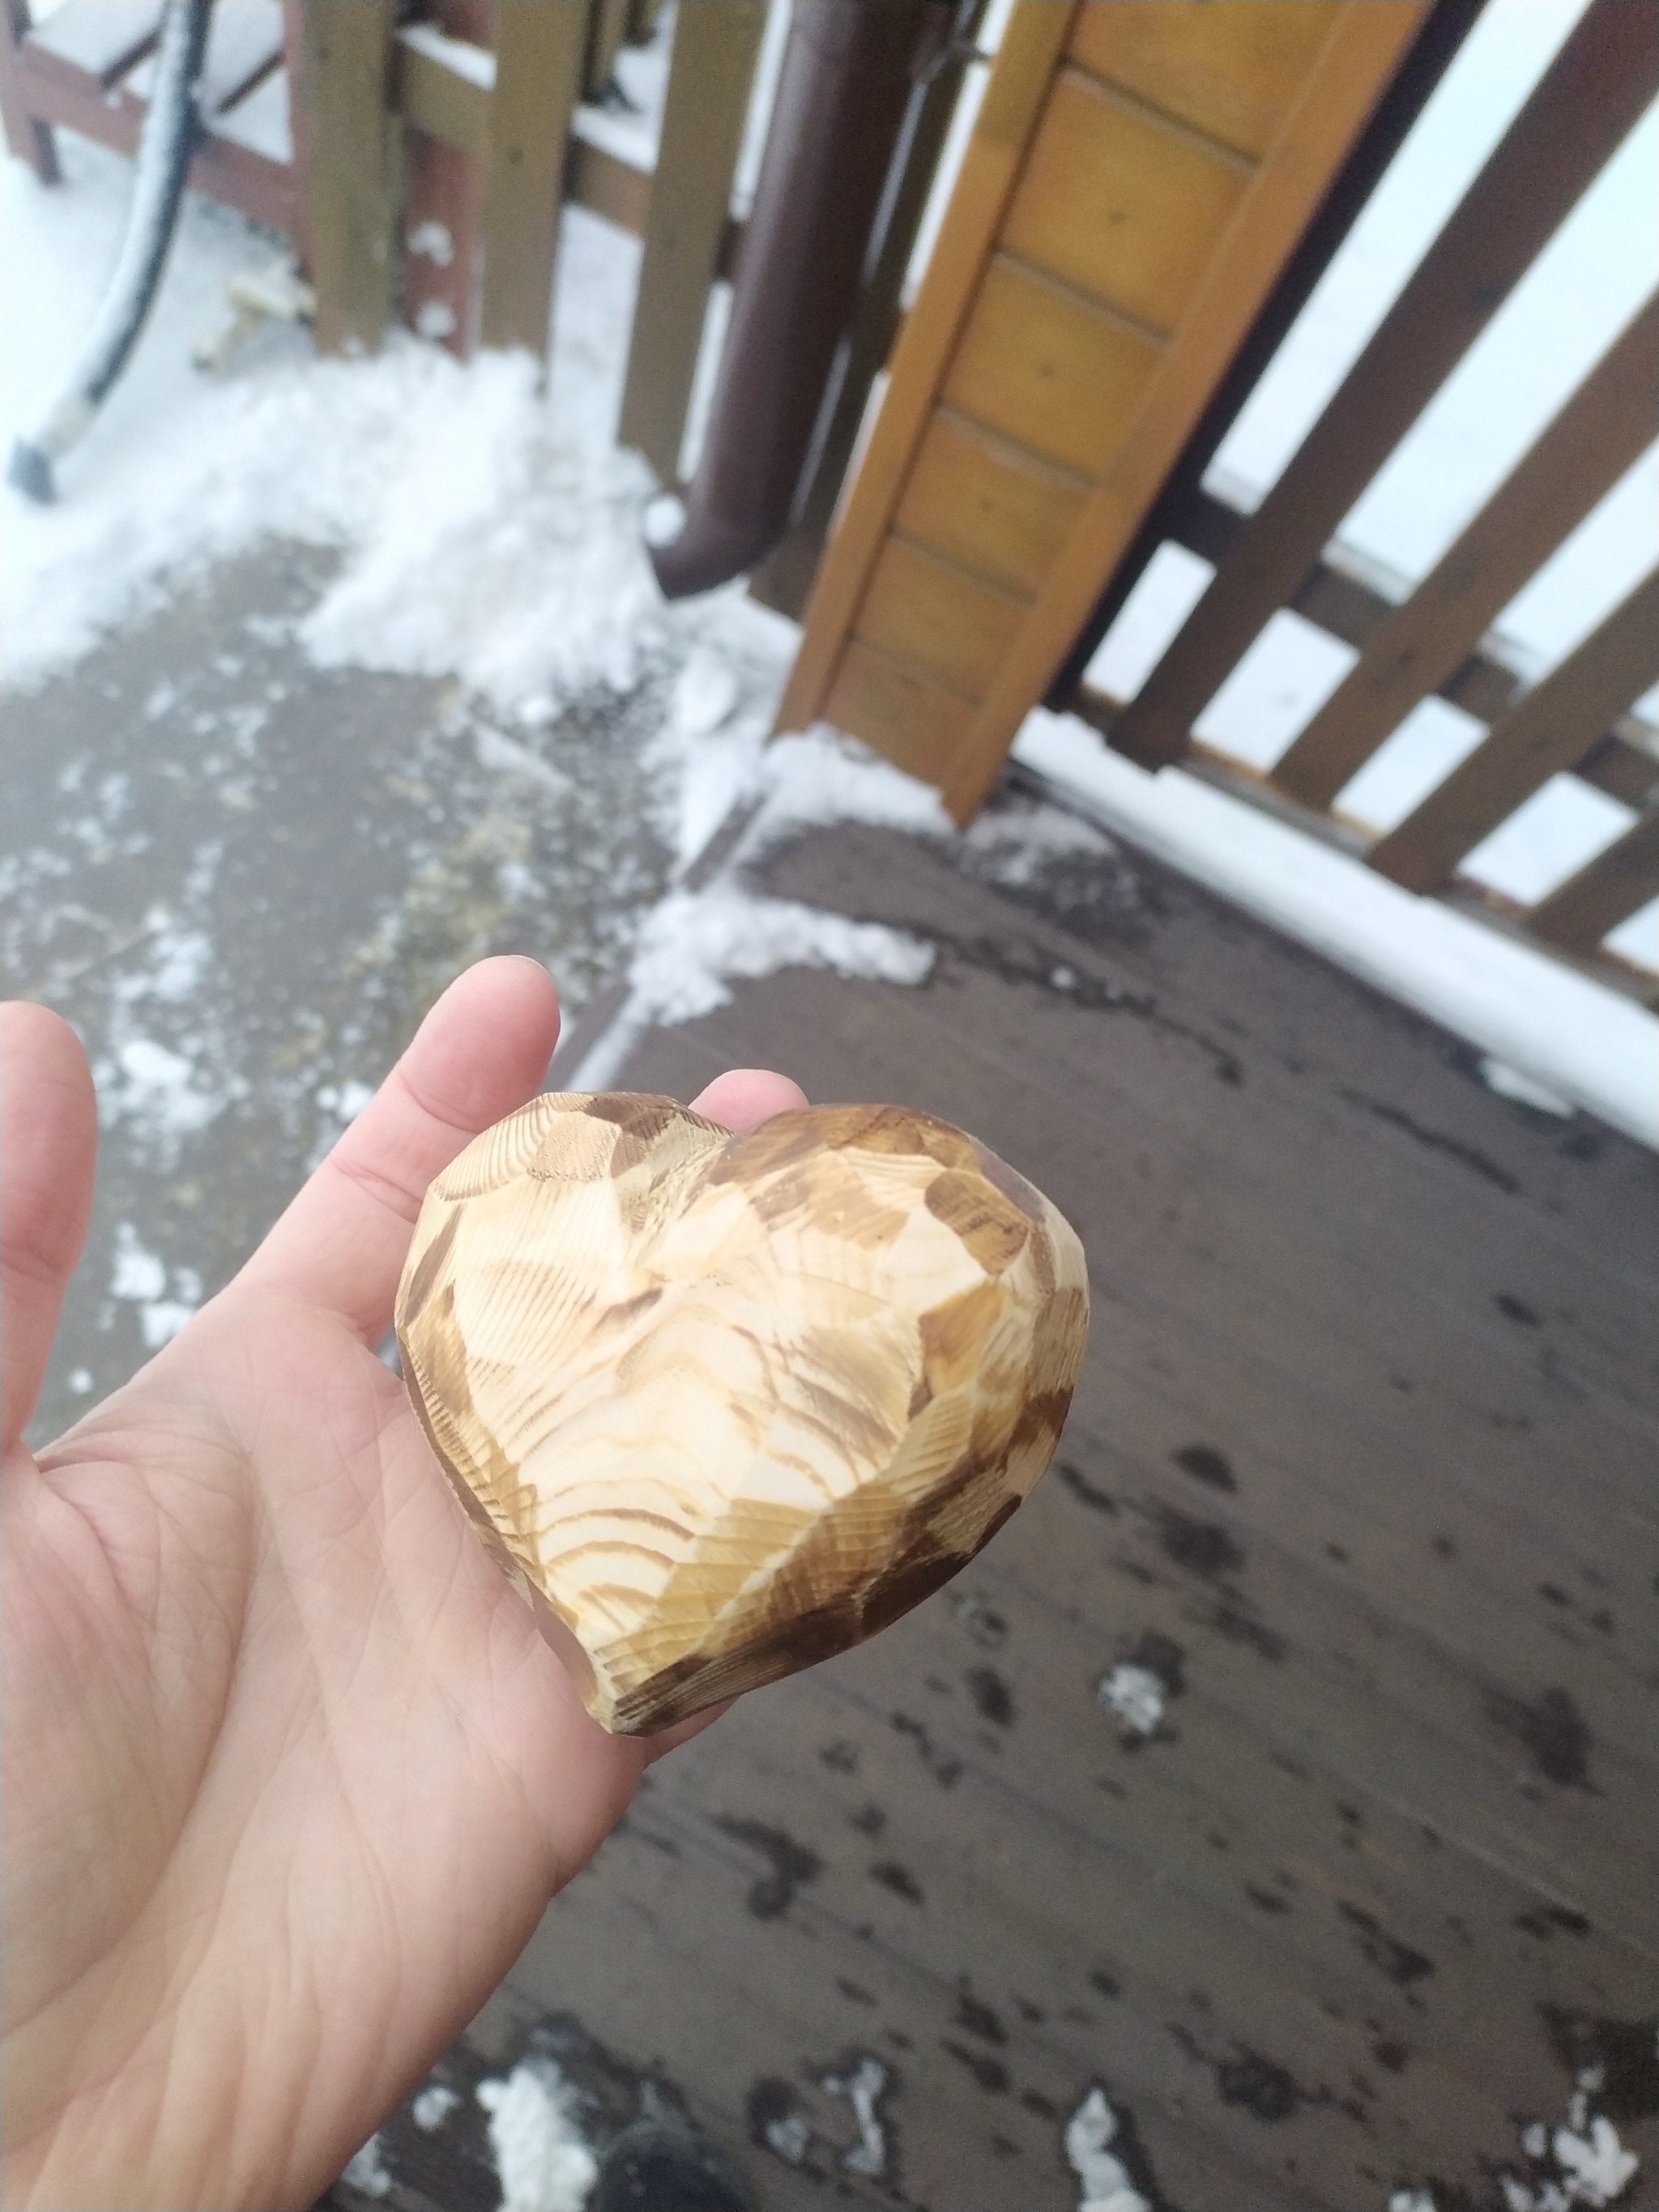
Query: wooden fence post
616,0,766,484
302,0,401,356
480,0,588,357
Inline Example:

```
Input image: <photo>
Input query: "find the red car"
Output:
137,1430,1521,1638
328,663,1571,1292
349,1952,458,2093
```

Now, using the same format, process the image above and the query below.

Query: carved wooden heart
395,1094,1088,1736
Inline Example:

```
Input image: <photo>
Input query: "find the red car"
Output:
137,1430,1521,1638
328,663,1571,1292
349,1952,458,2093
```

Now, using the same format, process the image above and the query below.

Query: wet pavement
6,542,678,1448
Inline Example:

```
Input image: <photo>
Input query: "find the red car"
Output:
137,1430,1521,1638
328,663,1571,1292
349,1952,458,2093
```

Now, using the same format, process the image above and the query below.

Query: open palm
2,959,804,2210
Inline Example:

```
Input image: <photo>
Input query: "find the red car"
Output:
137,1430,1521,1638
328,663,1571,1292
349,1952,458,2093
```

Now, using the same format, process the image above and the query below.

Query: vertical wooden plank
1275,294,1659,811
748,6,988,620
937,1,1426,822
616,0,766,485
1368,568,1659,895
0,1,62,181
480,0,586,357
1529,809,1659,957
301,0,401,356
1110,0,1659,771
774,0,1079,737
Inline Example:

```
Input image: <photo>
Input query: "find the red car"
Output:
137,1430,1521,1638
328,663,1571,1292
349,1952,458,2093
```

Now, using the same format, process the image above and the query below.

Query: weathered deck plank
335,795,1657,2208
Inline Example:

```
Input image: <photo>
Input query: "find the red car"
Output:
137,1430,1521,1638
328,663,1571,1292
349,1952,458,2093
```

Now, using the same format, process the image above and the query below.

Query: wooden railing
1059,0,1659,1005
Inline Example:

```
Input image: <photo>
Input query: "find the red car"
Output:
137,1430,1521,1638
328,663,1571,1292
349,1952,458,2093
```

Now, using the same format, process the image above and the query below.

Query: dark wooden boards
1275,293,1659,813
1111,0,1659,771
335,794,1657,2210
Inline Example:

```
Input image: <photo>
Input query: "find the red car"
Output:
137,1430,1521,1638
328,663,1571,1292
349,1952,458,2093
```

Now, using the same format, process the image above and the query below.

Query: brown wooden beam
479,0,586,357
1273,293,1659,811
1159,481,1659,815
1109,0,1659,771
1530,809,1659,956
1368,567,1659,895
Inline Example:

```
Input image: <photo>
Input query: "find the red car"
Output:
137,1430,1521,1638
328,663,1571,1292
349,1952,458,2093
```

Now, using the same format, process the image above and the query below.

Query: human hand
1,958,806,2210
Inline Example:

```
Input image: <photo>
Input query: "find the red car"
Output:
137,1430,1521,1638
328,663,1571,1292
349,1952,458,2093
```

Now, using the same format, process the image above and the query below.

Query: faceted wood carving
396,1093,1089,1735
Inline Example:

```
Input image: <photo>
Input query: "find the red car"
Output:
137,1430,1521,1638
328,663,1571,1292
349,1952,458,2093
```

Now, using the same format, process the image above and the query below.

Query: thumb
2,1005,97,1450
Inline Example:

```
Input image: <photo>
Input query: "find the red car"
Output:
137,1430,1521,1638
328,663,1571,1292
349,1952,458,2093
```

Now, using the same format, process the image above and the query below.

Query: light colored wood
855,536,1032,704
940,2,1426,819
894,408,1090,600
396,1094,1088,1737
1068,0,1340,159
302,0,400,357
390,23,488,158
1277,293,1659,812
617,0,766,485
943,254,1163,480
1002,67,1252,337
773,0,1078,737
1368,566,1659,895
480,0,587,357
821,641,979,789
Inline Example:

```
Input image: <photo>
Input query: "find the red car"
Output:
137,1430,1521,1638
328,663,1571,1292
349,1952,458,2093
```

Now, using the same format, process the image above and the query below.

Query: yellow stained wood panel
855,536,1032,703
894,410,1090,601
944,255,1162,481
823,641,979,788
1068,0,1339,160
1004,69,1250,335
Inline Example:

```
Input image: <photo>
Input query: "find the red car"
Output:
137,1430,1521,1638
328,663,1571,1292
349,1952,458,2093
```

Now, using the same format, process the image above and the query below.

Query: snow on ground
2,0,1655,1151
1085,0,1659,981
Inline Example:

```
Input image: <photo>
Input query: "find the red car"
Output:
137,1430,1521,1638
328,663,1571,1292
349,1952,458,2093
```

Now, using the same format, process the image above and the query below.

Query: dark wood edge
1158,481,1659,813
1069,685,1659,1004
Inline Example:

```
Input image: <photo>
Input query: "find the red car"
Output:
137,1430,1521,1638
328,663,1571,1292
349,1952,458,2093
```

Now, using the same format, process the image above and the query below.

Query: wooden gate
778,0,1659,1004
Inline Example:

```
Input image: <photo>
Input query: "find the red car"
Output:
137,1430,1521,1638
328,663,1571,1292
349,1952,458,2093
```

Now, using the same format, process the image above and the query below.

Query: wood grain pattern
1067,0,1340,159
396,1095,1088,1736
1002,67,1251,336
854,537,1031,704
893,408,1091,600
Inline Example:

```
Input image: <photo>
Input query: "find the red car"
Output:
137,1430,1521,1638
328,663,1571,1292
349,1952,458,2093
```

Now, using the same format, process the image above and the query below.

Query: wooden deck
331,784,1659,2210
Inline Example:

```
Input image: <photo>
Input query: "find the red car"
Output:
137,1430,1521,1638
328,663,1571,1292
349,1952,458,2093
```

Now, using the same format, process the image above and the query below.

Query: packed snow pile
1,136,766,720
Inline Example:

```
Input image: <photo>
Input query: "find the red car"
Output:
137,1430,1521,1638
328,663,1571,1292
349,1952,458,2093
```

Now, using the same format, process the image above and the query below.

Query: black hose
8,0,213,504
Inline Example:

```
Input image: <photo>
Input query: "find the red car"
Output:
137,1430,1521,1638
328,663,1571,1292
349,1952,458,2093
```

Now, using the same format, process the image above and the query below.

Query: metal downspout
650,0,949,600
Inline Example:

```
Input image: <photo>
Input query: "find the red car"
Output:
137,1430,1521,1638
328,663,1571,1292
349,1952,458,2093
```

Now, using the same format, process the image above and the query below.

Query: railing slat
1529,809,1659,959
480,0,587,357
1273,293,1659,811
1108,0,1659,771
1369,567,1659,895
303,0,401,357
616,0,766,486
1154,479,1659,809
